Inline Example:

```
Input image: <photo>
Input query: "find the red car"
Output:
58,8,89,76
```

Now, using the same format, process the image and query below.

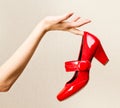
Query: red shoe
57,31,109,101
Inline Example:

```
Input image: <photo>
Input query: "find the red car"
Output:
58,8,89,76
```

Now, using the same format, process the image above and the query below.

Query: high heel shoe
57,31,109,101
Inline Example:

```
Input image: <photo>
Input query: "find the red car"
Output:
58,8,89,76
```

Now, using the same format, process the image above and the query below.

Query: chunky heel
94,43,109,65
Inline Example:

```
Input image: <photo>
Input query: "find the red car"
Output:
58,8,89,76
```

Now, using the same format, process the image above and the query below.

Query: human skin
0,12,91,92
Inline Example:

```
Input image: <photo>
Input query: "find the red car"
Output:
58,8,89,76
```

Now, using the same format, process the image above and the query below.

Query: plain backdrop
0,0,119,108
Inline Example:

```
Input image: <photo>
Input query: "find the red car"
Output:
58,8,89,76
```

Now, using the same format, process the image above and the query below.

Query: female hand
40,12,91,35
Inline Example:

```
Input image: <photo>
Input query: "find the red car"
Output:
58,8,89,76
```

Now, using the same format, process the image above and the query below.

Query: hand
41,12,91,35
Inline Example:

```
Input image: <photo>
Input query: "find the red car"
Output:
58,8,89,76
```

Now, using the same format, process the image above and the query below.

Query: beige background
0,0,119,108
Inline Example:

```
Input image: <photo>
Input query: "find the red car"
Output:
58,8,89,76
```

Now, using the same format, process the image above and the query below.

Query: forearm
0,22,46,91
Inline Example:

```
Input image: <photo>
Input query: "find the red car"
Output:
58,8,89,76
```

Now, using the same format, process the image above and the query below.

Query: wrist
38,19,51,32
29,21,47,41
36,21,48,32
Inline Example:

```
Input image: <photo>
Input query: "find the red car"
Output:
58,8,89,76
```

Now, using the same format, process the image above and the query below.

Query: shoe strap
65,60,91,72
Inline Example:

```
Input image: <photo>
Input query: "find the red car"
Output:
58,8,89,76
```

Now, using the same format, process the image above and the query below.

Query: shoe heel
94,43,109,65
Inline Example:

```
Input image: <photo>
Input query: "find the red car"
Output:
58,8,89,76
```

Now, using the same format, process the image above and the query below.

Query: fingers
54,12,91,28
70,19,91,28
78,19,91,26
56,12,74,23
61,13,91,28
71,15,81,22
68,28,84,36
